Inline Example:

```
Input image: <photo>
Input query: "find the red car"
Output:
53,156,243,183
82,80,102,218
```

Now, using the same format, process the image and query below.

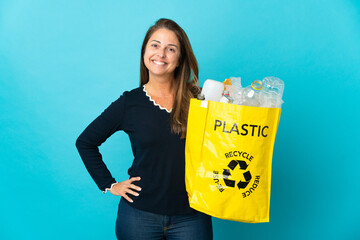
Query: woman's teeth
153,60,166,65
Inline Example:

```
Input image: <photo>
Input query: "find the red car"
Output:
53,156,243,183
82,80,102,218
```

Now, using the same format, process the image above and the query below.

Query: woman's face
143,28,181,82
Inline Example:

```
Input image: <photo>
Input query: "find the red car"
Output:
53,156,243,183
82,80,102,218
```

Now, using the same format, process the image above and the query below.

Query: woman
75,18,213,239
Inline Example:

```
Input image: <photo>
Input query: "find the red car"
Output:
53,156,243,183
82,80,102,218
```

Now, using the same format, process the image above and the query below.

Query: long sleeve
75,92,127,192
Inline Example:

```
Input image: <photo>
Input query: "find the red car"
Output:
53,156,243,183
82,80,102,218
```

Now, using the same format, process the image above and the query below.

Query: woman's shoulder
128,86,144,95
121,86,144,97
117,86,145,103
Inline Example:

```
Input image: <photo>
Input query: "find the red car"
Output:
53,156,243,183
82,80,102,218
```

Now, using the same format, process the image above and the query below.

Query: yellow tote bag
185,99,281,223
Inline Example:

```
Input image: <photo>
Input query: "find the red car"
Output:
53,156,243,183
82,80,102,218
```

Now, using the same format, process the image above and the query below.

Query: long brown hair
140,18,200,138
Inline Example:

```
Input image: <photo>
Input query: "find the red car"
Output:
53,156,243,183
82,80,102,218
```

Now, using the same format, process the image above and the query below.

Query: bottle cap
223,78,232,85
251,80,263,91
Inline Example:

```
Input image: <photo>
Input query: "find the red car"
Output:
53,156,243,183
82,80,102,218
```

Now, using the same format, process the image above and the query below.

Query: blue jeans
115,198,213,240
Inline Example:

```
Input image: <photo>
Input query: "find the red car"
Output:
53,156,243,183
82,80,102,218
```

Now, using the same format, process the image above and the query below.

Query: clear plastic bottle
220,93,233,103
261,77,284,108
242,80,263,107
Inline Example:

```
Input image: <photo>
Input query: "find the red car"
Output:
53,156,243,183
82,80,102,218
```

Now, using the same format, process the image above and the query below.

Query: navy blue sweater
75,86,195,215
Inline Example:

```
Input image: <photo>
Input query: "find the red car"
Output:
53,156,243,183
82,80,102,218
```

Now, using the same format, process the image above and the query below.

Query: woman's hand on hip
109,177,142,203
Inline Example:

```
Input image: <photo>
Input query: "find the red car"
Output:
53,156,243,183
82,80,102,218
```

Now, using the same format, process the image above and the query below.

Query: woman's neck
146,78,175,97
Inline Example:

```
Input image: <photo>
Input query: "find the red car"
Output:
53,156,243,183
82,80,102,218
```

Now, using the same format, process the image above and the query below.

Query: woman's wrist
102,181,118,194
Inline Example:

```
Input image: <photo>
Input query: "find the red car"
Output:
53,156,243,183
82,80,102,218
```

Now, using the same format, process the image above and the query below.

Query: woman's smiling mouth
152,60,166,65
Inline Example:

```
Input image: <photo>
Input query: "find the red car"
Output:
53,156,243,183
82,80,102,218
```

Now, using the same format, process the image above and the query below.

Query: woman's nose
157,47,166,58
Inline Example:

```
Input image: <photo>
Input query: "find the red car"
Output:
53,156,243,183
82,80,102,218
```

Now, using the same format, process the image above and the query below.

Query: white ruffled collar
143,84,172,113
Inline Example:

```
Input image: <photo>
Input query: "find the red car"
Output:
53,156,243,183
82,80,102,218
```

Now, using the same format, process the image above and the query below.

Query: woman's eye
151,44,158,48
168,48,175,52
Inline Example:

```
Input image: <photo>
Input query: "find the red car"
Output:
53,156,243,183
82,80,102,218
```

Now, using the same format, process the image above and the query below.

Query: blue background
1,0,359,239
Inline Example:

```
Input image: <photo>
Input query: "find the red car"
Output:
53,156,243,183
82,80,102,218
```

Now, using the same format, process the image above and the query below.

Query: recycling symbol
223,160,252,189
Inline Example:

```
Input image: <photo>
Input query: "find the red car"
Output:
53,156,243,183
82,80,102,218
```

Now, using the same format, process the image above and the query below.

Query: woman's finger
126,189,139,197
130,184,142,191
129,177,141,183
121,193,134,203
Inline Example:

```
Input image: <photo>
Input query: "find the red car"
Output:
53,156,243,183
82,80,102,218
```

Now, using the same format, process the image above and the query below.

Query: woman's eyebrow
150,40,178,48
168,44,178,48
150,40,161,44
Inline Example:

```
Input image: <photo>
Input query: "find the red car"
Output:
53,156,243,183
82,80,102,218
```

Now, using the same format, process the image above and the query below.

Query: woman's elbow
75,136,84,150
